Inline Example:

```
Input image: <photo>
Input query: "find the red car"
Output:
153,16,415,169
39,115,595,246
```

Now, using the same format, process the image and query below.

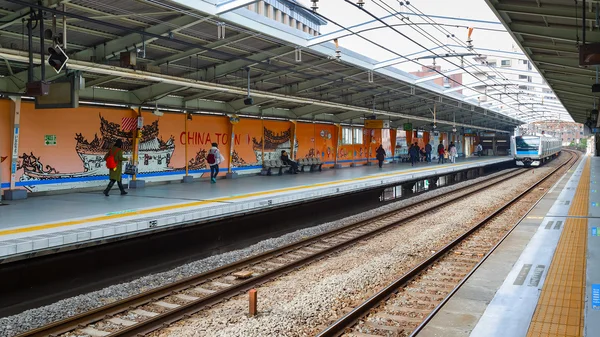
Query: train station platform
418,154,598,337
0,156,511,262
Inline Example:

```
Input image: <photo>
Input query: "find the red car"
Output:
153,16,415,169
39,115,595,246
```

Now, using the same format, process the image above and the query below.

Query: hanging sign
403,123,412,131
364,119,384,129
229,114,240,124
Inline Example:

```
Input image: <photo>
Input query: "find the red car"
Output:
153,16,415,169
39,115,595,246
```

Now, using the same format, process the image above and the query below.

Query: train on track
510,134,562,167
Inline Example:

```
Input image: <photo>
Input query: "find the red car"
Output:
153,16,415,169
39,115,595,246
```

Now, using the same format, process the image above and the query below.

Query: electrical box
580,43,600,66
120,51,137,68
25,81,50,96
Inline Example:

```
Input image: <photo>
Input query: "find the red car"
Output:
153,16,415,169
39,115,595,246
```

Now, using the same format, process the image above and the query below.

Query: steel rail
315,150,577,337
15,166,528,337
408,150,580,337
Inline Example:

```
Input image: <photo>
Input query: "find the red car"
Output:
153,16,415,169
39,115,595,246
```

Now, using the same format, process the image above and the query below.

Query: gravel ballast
0,167,533,337
150,166,557,336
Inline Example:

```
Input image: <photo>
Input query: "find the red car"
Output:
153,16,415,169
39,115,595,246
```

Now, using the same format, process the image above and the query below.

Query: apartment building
246,0,326,36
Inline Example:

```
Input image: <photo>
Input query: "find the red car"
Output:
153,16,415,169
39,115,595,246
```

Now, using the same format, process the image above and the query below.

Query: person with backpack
207,142,224,183
103,139,128,196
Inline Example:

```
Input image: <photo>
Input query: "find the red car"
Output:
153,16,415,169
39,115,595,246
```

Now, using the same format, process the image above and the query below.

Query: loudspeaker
244,97,254,105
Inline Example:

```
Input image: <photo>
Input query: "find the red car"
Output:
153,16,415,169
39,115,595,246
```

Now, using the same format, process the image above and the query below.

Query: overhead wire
404,2,564,121
81,0,507,124
88,0,521,119
43,0,519,127
371,0,530,116
310,0,529,123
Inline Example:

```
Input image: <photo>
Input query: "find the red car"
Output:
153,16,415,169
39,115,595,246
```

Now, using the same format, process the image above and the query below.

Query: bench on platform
298,157,323,172
398,154,410,163
262,159,291,176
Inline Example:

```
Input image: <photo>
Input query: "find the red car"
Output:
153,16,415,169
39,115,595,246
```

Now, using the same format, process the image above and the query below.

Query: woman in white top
449,142,458,163
207,142,225,183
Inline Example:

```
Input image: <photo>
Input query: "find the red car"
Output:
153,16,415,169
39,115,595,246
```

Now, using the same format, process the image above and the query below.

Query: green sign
44,134,57,146
403,123,413,131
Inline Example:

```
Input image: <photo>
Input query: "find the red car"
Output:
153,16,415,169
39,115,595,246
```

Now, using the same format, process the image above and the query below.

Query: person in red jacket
437,140,445,164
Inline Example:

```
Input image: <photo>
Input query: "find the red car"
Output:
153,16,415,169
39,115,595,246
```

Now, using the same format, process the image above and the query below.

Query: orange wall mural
229,117,262,168
296,122,336,166
0,99,434,193
0,100,10,190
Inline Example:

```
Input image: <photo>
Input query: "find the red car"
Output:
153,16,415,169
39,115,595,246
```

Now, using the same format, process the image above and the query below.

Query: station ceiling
0,0,525,133
486,0,597,124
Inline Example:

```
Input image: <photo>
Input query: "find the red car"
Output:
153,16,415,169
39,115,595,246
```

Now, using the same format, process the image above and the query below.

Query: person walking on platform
103,139,127,196
425,142,432,163
437,140,445,164
409,142,419,167
207,142,224,183
376,144,386,168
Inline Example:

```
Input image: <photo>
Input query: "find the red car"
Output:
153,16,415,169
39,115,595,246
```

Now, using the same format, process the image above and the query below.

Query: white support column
5,96,26,200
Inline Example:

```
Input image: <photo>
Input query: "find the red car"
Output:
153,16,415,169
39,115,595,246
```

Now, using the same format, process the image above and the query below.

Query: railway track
316,150,578,337
15,160,559,337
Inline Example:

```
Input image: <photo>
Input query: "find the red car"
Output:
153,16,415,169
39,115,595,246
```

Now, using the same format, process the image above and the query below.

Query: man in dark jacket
409,142,419,166
103,139,128,196
376,145,386,168
281,150,299,174
425,142,432,163
437,141,445,164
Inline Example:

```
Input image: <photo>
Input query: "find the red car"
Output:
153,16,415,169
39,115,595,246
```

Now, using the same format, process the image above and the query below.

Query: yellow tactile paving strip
527,159,590,337
0,159,497,237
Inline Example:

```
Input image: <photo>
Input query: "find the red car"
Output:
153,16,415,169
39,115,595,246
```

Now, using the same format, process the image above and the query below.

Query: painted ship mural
17,118,289,192
252,127,298,163
18,114,176,192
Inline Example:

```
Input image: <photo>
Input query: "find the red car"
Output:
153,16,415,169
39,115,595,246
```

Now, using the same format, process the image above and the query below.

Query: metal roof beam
183,92,223,103
73,15,209,61
495,3,591,22
228,96,274,112
89,32,256,91
212,46,294,80
522,41,578,55
509,22,600,44
531,54,591,71
132,47,303,103
252,59,335,83
287,69,364,94
0,0,68,30
152,32,253,66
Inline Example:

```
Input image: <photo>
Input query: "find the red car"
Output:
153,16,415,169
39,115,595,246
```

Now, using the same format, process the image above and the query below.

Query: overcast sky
297,0,518,73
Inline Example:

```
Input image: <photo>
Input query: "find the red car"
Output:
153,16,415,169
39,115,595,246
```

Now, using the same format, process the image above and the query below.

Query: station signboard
364,119,384,129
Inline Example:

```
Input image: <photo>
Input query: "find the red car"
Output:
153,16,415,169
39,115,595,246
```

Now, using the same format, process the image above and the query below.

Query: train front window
515,137,539,150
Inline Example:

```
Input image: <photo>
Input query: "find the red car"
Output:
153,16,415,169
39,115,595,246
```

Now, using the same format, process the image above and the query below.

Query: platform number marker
149,220,158,228
592,284,600,310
